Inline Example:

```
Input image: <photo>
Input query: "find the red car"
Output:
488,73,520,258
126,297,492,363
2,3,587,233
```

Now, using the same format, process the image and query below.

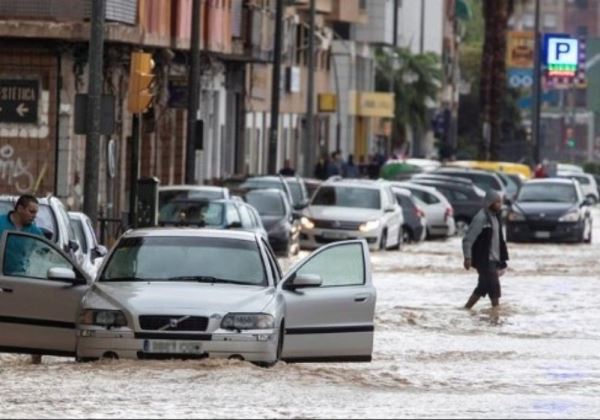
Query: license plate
143,340,203,354
322,231,346,239
534,231,551,239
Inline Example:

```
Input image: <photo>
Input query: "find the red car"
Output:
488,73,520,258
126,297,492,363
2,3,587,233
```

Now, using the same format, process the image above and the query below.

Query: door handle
0,287,13,294
354,294,369,302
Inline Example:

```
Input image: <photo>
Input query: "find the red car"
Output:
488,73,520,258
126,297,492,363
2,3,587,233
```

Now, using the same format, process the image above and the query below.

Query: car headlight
78,309,127,328
359,220,381,232
559,209,580,222
301,217,315,229
221,313,274,330
507,211,525,222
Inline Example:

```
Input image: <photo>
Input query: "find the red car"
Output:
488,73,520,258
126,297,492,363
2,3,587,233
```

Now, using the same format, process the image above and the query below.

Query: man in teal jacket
0,194,44,364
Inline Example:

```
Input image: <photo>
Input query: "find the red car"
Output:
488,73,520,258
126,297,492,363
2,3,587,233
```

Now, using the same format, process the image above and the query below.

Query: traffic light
128,51,155,114
564,127,576,149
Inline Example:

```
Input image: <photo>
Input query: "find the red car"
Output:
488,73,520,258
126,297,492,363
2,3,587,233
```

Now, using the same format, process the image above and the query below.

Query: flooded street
1,209,600,418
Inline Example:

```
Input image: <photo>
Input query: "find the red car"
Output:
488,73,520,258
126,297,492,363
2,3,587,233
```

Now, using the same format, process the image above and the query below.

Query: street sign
508,68,533,88
543,34,579,77
0,79,39,124
507,31,535,69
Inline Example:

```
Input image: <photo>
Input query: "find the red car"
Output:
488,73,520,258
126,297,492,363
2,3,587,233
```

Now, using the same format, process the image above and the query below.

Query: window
296,243,364,287
410,189,440,205
3,233,72,279
312,186,381,210
238,204,254,228
451,190,470,202
101,237,267,286
225,204,242,226
262,239,282,284
71,219,89,254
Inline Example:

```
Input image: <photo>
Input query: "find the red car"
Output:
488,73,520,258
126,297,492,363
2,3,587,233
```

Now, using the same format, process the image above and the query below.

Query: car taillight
444,206,453,221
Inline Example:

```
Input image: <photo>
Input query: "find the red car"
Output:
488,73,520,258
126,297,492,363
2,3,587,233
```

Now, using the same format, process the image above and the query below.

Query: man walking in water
462,190,509,310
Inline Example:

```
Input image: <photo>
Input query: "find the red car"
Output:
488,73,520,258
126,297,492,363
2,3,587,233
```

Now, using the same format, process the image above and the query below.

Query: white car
0,229,376,366
159,185,231,211
556,172,599,204
68,211,108,280
300,179,404,251
392,182,456,238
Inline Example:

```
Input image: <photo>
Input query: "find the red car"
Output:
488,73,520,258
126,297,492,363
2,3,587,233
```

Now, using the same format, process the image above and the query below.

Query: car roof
391,186,412,196
411,179,473,190
525,178,576,185
247,188,285,196
124,227,259,242
158,185,226,192
391,181,439,194
436,167,500,177
322,178,389,189
245,176,286,182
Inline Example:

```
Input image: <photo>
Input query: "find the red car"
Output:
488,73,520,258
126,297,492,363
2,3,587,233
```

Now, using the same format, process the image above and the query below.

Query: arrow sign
0,79,39,124
16,103,29,117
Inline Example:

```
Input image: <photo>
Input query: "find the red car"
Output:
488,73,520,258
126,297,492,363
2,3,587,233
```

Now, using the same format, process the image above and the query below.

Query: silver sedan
0,228,376,366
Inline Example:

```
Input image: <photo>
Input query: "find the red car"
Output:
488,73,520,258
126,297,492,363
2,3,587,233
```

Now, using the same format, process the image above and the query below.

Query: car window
312,186,381,210
71,218,89,254
225,204,242,226
296,242,364,287
247,205,263,228
159,200,224,226
159,189,224,209
0,201,59,242
55,200,77,243
238,204,253,228
3,233,72,279
101,236,266,285
85,219,99,247
262,238,282,284
451,190,470,201
414,190,440,205
287,181,305,206
518,184,577,203
246,193,286,216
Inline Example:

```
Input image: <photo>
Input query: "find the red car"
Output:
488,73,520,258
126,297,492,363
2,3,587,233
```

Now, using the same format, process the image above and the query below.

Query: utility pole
390,0,399,157
186,0,201,184
419,0,426,54
304,0,316,177
532,0,542,164
268,0,285,175
83,0,106,225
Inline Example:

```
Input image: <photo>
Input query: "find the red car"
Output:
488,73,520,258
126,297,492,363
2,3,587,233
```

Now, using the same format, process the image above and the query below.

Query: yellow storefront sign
318,93,337,113
507,31,535,69
349,91,395,118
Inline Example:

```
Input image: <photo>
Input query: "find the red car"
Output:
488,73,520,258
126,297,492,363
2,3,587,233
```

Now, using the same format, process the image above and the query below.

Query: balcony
0,0,137,24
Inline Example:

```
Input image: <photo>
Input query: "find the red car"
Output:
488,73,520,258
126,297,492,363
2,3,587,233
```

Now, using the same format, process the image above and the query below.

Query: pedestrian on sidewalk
462,190,509,310
0,194,45,364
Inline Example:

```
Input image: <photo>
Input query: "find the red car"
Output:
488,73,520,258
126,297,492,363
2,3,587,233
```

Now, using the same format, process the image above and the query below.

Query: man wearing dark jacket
462,190,509,309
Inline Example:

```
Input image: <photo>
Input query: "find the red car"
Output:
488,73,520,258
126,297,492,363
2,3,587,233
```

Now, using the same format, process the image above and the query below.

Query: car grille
139,315,209,332
313,219,362,231
526,222,558,232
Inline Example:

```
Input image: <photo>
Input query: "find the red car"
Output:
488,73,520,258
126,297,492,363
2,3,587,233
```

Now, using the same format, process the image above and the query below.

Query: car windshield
312,186,381,209
158,200,225,226
246,193,286,216
0,201,57,241
159,189,224,209
518,184,577,203
241,179,284,193
101,236,266,285
287,181,304,205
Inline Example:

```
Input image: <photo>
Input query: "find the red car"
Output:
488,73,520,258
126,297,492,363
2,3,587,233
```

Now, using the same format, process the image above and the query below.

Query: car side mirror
68,240,80,253
92,245,108,261
47,267,81,284
289,273,323,289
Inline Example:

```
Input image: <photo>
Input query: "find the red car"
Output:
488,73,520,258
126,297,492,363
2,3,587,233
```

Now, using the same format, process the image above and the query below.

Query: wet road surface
1,209,599,418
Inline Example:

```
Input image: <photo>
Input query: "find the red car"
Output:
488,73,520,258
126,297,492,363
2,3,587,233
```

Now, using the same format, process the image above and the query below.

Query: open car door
0,231,90,357
279,240,376,362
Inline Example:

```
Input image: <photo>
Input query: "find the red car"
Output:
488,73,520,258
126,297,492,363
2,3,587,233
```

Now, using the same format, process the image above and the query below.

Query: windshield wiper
166,276,251,285
100,277,159,282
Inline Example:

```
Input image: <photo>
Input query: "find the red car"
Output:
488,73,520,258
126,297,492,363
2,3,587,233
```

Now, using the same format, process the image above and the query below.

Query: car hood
84,282,275,315
513,202,577,217
307,205,383,222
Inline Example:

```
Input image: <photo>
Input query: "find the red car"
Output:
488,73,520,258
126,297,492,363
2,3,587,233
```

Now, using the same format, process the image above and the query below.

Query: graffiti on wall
0,144,34,193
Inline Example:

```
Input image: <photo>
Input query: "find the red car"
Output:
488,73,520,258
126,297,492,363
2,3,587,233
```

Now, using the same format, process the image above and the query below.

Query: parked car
556,172,599,204
0,195,83,265
393,182,456,238
0,229,376,366
245,189,300,256
409,179,485,235
411,173,475,188
68,212,108,280
303,178,322,200
300,179,404,251
158,198,269,242
391,187,427,243
506,178,593,243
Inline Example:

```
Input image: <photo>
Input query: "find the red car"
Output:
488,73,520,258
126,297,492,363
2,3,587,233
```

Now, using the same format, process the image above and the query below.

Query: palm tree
375,47,441,155
479,0,515,160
